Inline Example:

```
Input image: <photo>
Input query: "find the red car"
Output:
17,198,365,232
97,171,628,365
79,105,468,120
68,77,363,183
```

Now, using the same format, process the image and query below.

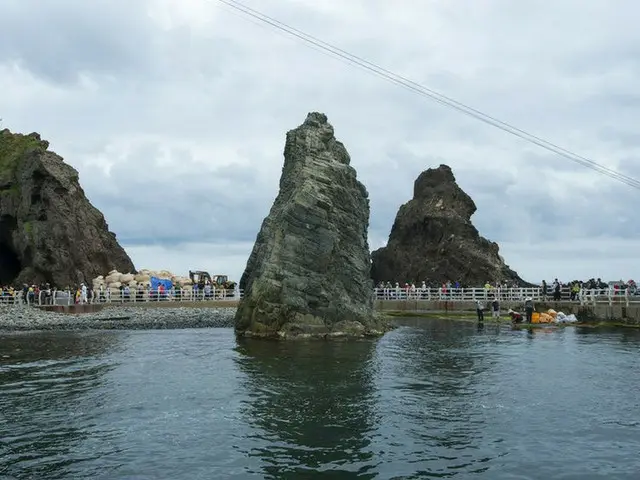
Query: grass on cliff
0,130,47,179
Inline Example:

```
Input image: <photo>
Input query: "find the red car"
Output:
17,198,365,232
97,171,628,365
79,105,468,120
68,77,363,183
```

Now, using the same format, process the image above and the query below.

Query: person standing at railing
570,282,580,301
80,283,88,304
552,279,561,301
541,280,548,301
524,297,535,323
419,281,427,300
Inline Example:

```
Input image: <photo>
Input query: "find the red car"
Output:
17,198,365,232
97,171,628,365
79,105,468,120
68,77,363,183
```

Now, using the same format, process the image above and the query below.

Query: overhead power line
213,0,640,191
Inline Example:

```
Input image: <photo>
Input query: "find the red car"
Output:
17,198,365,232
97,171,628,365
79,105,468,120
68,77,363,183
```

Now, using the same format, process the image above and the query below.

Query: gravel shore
0,305,237,331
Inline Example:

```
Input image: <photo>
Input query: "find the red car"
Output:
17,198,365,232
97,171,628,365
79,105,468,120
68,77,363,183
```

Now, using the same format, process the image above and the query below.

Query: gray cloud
1,0,640,282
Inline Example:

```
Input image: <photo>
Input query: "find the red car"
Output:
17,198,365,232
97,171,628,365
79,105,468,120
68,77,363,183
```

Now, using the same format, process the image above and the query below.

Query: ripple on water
1,323,640,479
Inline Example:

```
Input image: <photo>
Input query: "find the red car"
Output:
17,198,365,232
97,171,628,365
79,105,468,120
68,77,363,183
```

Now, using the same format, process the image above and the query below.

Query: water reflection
370,320,498,477
0,331,120,480
234,339,379,479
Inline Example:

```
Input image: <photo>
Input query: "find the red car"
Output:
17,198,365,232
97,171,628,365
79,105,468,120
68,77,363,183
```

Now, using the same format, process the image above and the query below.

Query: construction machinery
188,270,237,296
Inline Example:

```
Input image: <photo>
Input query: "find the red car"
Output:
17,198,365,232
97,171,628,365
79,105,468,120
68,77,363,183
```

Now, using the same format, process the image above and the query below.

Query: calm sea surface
1,319,639,479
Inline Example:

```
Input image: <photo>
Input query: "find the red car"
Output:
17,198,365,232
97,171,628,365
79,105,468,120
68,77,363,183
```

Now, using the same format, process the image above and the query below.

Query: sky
1,0,639,284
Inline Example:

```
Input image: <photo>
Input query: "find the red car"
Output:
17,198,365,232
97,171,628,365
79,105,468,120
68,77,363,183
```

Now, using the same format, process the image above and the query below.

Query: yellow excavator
188,270,237,297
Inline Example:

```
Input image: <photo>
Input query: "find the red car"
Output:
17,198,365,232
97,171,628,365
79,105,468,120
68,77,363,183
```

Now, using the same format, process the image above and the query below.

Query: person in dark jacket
524,297,535,323
476,300,485,323
491,297,500,320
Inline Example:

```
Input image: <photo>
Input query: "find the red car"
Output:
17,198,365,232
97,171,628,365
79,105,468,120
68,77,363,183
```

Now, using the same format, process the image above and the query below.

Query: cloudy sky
1,0,639,283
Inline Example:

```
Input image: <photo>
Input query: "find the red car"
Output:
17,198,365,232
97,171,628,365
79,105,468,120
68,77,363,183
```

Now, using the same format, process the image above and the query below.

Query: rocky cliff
235,112,385,339
0,128,135,287
371,164,524,286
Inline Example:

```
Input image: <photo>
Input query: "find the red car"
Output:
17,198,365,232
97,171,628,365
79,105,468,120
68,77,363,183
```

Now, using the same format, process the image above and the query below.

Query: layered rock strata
0,128,135,286
235,112,386,339
371,164,525,286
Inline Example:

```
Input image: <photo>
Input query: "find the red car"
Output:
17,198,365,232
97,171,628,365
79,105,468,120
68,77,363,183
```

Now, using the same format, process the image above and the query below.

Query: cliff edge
0,128,135,286
371,164,525,286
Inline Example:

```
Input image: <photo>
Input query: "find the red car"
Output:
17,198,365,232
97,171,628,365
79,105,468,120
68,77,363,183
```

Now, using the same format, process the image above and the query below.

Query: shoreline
1,305,638,333
0,305,236,332
384,310,640,329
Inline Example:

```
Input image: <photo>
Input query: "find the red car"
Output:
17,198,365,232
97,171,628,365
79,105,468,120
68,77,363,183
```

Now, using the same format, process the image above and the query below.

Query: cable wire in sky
213,0,640,190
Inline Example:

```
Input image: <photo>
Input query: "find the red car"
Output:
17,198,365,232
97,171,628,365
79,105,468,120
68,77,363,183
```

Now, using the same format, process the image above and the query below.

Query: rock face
0,128,135,287
235,112,385,339
371,164,524,286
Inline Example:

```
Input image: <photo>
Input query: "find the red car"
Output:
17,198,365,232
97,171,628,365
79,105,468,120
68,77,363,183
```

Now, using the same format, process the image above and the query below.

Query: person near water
491,297,500,320
476,299,485,322
524,297,535,323
508,308,524,324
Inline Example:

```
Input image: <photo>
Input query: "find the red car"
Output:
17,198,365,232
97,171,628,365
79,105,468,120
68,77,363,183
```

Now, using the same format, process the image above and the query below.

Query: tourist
524,297,535,323
553,279,561,301
476,299,484,323
81,283,88,304
491,297,500,320
508,308,524,324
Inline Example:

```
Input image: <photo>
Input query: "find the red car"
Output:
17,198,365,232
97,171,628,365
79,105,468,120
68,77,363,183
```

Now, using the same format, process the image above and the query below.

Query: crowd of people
374,278,637,301
0,281,239,306
2,276,636,307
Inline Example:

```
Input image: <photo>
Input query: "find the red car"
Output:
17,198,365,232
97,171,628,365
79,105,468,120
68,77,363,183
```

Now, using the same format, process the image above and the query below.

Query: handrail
373,287,635,307
0,286,636,307
0,287,244,307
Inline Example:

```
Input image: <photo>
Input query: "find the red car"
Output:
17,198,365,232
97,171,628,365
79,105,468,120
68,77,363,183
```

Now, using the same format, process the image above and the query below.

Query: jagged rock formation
371,164,525,286
0,128,135,287
235,112,386,339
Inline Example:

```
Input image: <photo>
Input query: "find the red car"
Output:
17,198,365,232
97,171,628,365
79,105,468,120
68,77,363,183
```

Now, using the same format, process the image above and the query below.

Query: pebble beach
0,305,237,331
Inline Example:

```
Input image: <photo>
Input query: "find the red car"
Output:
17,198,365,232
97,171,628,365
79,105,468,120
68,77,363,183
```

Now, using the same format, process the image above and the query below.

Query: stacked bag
92,269,195,297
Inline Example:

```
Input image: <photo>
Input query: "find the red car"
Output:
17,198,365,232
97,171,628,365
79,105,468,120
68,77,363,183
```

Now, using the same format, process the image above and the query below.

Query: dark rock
235,112,387,339
0,128,135,287
371,164,525,286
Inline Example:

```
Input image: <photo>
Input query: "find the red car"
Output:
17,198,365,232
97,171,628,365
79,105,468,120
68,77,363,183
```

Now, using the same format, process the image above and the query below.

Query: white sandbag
120,273,134,283
559,314,578,323
128,281,138,287
108,270,119,275
139,269,150,275
107,281,122,289
105,274,120,284
134,274,150,283
158,270,172,280
93,275,104,282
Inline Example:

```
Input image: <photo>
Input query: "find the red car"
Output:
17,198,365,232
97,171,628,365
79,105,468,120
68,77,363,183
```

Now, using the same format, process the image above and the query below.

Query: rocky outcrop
235,112,386,339
371,164,525,286
0,128,135,287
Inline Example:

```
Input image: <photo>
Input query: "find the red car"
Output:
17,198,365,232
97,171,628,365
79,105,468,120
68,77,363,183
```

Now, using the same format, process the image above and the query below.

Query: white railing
0,288,244,307
373,287,638,307
1,286,637,308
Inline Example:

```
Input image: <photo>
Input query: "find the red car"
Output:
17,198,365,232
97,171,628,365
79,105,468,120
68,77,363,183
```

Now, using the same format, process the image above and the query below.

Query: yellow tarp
532,312,554,324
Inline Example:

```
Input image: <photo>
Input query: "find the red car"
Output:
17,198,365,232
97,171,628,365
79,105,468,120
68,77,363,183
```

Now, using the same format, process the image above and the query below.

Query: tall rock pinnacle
235,112,386,339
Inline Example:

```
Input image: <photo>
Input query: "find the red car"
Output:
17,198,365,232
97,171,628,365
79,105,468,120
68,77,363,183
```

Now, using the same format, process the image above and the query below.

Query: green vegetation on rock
23,221,35,243
0,129,47,180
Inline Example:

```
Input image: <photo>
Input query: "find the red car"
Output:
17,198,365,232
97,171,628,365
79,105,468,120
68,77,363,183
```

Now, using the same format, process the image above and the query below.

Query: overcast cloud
1,0,639,283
